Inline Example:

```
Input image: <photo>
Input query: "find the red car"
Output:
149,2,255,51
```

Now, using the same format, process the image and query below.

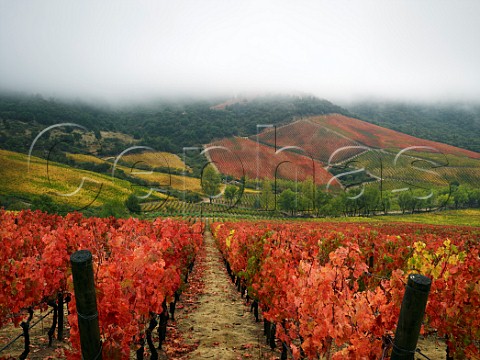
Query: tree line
226,179,480,217
0,93,350,155
348,101,480,153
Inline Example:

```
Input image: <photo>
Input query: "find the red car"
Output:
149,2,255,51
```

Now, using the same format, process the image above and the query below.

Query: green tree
224,185,238,204
468,188,480,208
397,191,413,214
314,190,332,216
99,200,128,218
380,192,392,214
260,180,274,210
125,194,141,213
94,129,102,140
300,178,315,210
436,193,453,209
202,164,221,203
344,188,362,216
322,195,345,217
361,187,380,216
453,185,469,209
422,192,435,211
31,194,58,214
278,189,297,215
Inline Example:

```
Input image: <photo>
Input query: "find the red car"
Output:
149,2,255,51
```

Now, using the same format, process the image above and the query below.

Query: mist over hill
2,92,480,157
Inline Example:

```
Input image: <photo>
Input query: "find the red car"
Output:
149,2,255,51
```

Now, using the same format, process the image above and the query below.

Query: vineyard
1,209,479,359
310,114,480,160
0,149,134,209
120,152,189,173
207,114,480,197
255,119,365,164
349,150,480,190
207,137,336,186
0,210,203,359
213,221,480,359
66,152,201,192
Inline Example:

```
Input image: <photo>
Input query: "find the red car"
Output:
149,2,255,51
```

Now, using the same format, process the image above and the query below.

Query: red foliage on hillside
256,118,366,164
313,114,480,159
206,137,337,186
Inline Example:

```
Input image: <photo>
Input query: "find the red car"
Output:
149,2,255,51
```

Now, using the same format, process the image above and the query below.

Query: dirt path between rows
174,230,279,360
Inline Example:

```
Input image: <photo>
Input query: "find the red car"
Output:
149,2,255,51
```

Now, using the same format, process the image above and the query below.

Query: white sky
1,0,480,102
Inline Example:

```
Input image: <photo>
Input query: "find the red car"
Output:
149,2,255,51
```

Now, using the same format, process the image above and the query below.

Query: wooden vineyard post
391,273,431,360
71,250,102,360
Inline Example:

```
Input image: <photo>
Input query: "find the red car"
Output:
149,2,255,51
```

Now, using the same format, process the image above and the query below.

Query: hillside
2,93,479,157
257,114,480,162
0,93,350,154
212,113,480,189
0,149,203,213
207,137,338,186
1,93,479,196
66,152,201,192
350,149,480,190
255,118,364,164
0,149,137,211
312,114,480,159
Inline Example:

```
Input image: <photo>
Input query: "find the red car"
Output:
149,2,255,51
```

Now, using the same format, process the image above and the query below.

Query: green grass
374,209,480,227
308,209,480,227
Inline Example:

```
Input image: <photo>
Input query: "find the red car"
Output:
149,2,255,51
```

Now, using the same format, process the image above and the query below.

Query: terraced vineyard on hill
209,113,480,193
207,137,337,186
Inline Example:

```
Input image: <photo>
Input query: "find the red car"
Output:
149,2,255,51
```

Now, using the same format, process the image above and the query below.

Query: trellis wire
0,309,54,353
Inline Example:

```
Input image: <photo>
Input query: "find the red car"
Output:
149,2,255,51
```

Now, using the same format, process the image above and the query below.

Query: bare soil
0,308,70,359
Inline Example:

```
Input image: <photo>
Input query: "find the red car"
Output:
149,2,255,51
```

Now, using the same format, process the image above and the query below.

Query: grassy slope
374,209,480,227
120,151,189,172
67,152,201,192
0,149,204,212
310,209,480,227
0,149,134,208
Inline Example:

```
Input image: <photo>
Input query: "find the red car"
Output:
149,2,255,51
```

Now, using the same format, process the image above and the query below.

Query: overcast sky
1,0,480,103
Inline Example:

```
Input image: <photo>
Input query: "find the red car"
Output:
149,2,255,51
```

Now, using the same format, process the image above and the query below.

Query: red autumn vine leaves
1,209,478,359
0,210,203,359
213,221,479,359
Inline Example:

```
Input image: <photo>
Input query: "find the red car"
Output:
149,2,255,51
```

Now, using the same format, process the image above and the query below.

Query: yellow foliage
407,239,466,280
121,151,188,172
125,168,201,192
66,151,201,192
0,149,136,208
67,153,108,165
225,229,235,248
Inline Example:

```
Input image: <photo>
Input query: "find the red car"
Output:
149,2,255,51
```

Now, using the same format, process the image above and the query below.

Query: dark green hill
347,101,480,153
0,93,349,154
